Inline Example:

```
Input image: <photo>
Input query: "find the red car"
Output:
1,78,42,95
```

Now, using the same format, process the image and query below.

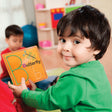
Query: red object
0,80,17,112
0,47,24,79
13,98,37,112
65,3,68,6
0,80,37,112
69,0,76,5
50,8,65,29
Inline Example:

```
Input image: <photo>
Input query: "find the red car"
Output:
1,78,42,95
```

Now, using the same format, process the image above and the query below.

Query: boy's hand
29,79,37,90
8,78,28,98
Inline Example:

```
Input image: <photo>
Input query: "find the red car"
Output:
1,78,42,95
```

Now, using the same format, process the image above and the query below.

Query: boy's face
57,31,99,67
6,35,23,51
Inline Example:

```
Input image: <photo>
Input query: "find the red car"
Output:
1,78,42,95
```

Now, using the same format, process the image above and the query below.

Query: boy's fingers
29,79,37,90
8,81,16,90
21,78,26,86
29,79,34,85
21,78,28,90
29,79,36,87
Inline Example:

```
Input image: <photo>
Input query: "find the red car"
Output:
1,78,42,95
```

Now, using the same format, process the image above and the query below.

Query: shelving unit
33,0,87,49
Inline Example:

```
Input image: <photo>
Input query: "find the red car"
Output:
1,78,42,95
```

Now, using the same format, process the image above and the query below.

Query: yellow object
51,9,55,13
2,46,47,86
56,9,60,12
61,8,64,12
39,23,46,26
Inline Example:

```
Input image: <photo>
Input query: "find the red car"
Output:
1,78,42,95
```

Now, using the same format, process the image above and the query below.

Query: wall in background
23,0,36,26
0,0,27,51
0,0,112,52
90,0,112,34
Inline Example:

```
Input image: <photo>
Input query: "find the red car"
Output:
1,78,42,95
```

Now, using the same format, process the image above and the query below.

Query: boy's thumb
21,78,26,86
8,81,15,90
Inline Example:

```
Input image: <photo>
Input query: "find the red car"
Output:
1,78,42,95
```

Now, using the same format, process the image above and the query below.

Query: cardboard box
2,46,47,86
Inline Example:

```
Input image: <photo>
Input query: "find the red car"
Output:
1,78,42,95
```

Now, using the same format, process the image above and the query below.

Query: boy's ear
93,50,100,55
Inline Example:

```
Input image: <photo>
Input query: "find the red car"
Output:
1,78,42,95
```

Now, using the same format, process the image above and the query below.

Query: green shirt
21,61,112,112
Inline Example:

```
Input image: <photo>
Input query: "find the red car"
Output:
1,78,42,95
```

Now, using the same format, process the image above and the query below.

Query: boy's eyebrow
72,34,84,39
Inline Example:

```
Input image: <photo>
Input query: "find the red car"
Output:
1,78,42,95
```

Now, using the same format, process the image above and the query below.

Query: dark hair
57,5,111,60
5,24,23,38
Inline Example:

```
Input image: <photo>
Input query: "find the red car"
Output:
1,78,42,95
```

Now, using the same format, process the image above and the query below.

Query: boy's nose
63,42,72,52
16,42,22,47
17,42,20,46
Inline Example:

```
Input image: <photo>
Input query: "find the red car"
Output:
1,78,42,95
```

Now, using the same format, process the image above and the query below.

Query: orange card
2,46,48,86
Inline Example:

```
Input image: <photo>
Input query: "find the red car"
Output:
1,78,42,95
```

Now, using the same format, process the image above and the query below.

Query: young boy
8,5,112,112
0,25,24,83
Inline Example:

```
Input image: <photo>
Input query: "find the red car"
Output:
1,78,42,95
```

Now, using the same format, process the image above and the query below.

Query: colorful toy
39,40,52,48
65,5,82,14
38,23,46,29
35,3,44,10
2,46,47,86
22,24,38,47
50,8,65,29
69,0,76,5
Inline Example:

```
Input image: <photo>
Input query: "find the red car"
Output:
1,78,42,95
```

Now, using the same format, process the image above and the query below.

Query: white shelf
38,28,52,31
36,8,50,12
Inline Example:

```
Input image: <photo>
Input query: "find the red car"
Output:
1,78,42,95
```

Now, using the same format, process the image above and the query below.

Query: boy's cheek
57,45,62,54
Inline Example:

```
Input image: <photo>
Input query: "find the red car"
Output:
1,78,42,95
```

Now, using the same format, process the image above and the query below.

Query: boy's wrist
21,89,29,98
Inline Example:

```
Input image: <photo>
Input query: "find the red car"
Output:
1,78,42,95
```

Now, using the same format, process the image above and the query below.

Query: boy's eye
19,40,23,43
60,38,66,43
13,40,17,42
74,40,80,44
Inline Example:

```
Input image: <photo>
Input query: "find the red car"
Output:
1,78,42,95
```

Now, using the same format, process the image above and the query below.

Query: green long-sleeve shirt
21,61,112,112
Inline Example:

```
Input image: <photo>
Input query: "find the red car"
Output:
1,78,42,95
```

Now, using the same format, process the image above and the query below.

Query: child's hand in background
29,79,37,91
8,78,28,98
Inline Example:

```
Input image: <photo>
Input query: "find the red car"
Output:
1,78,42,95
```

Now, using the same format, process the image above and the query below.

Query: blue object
54,13,63,20
35,76,58,90
2,77,12,84
22,24,38,47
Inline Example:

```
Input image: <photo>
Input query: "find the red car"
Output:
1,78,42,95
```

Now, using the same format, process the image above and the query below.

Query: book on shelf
2,46,47,86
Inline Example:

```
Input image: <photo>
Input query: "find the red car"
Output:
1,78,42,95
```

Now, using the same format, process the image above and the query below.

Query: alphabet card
2,46,48,86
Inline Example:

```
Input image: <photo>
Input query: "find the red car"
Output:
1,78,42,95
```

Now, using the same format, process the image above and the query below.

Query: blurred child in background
0,25,24,84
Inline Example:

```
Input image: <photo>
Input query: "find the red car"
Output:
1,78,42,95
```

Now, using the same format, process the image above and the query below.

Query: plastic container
39,40,52,48
35,4,44,10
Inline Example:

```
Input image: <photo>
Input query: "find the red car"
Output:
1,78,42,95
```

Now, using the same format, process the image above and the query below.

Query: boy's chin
65,63,76,68
12,48,21,51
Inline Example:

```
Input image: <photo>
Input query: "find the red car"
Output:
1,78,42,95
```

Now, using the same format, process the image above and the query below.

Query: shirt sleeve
35,87,44,92
21,75,85,111
0,52,9,78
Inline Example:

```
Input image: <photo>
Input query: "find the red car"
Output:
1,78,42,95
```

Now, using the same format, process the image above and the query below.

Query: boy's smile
62,52,74,61
63,55,73,61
